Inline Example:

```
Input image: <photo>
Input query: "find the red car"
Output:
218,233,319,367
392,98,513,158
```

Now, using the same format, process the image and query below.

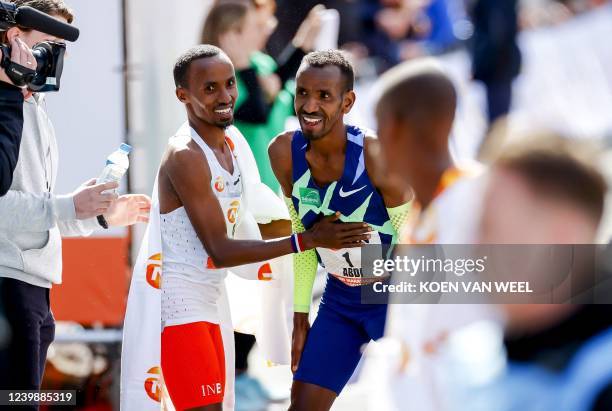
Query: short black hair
300,50,355,92
173,44,226,88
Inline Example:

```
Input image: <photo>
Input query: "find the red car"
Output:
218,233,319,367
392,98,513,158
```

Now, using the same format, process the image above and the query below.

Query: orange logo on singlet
258,263,272,281
144,366,162,402
146,253,162,289
227,200,240,224
214,176,225,192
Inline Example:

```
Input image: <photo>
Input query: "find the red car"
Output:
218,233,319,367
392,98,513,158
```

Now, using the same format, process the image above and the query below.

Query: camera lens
32,43,50,76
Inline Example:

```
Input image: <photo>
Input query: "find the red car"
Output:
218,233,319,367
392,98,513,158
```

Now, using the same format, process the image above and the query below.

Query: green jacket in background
235,51,295,194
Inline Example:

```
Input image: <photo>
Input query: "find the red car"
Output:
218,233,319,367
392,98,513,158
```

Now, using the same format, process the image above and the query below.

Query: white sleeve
0,189,75,232
57,217,100,237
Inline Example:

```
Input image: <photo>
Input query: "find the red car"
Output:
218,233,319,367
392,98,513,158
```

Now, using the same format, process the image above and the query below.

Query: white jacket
0,94,99,288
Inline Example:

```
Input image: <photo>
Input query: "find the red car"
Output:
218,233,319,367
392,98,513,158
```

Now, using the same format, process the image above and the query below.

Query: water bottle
96,143,131,194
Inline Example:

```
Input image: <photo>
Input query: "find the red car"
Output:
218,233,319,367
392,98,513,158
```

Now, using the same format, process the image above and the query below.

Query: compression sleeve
285,196,318,313
386,201,413,239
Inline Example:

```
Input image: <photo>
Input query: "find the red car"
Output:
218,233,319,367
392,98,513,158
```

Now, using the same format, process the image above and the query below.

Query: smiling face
294,64,355,141
176,55,237,128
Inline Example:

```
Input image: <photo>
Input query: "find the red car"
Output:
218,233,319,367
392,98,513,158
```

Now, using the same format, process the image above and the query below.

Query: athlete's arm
269,132,320,372
258,219,291,240
365,135,414,235
162,139,368,268
269,132,321,312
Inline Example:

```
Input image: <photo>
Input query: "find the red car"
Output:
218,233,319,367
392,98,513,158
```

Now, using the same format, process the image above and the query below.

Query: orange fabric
50,237,129,326
432,167,465,199
225,135,235,152
401,168,467,244
161,321,225,410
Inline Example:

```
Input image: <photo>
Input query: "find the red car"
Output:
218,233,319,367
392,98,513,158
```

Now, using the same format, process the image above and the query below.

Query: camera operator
0,36,36,196
0,0,150,402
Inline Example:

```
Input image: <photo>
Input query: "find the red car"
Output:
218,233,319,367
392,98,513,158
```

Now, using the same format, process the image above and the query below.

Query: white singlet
161,125,243,328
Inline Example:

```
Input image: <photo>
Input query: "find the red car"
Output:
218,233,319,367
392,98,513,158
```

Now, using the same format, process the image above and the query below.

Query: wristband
97,215,109,229
290,233,305,253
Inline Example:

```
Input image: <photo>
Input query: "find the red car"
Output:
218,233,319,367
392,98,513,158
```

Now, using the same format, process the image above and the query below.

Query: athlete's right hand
73,178,119,219
302,212,372,249
291,312,311,373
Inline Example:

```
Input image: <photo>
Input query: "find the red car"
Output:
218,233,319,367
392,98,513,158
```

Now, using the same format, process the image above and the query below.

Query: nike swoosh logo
338,185,366,198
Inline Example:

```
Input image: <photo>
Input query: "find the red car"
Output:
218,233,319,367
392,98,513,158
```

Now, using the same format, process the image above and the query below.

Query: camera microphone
14,6,79,42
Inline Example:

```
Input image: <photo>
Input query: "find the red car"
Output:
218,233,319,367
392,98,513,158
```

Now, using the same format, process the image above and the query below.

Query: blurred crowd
266,0,609,65
211,0,612,165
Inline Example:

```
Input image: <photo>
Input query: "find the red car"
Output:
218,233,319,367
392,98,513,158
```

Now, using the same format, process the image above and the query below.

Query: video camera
0,0,79,92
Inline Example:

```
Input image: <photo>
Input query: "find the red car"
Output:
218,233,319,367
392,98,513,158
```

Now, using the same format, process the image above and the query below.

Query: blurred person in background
519,0,575,28
371,58,493,411
202,0,322,194
266,0,362,59
519,0,611,28
358,0,463,70
468,0,522,132
0,0,150,405
375,58,484,245
473,134,612,411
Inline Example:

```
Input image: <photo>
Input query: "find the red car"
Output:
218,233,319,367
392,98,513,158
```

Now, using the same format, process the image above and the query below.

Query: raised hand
73,179,119,220
104,194,151,227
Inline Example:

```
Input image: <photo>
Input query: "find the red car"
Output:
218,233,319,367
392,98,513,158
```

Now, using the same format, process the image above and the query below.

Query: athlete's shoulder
268,130,295,160
166,123,197,157
268,131,296,197
166,140,209,179
163,130,211,181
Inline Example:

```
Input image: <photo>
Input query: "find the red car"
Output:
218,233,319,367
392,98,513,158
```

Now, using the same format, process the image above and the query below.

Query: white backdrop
125,0,214,250
45,0,126,237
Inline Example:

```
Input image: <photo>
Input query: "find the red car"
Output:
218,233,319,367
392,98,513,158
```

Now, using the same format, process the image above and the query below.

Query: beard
214,117,234,129
302,128,326,141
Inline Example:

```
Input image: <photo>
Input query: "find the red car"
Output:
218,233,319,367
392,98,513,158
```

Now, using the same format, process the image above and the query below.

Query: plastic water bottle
97,143,131,193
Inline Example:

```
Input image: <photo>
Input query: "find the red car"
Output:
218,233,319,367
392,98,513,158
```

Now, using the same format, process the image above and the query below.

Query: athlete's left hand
104,194,151,226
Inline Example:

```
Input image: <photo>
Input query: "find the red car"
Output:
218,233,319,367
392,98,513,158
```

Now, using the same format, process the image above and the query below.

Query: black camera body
0,0,78,92
0,41,65,92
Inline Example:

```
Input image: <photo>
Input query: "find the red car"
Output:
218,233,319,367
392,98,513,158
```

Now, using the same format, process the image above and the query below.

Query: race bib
317,230,382,286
